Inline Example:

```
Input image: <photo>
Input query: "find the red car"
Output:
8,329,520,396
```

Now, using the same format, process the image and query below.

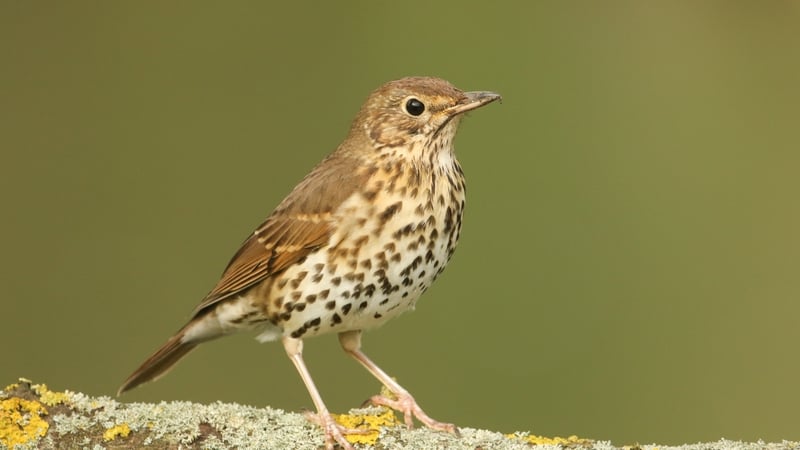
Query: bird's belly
265,188,463,341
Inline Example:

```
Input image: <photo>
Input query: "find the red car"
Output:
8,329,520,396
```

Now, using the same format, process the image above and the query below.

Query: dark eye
405,98,425,116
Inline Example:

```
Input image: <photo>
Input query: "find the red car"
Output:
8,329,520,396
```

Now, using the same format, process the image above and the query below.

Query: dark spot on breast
360,259,372,270
314,263,324,273
325,301,336,310
280,312,292,321
306,294,317,303
379,201,403,223
425,250,435,263
277,279,289,289
393,223,415,239
331,277,341,286
284,302,294,312
291,292,302,301
374,312,383,319
290,271,308,289
359,301,368,310
380,298,389,305
400,256,423,277
273,296,284,307
341,303,352,315
364,284,376,297
295,303,306,312
310,317,321,327
449,189,459,204
443,207,453,234
380,277,394,295
384,242,396,253
332,313,342,325
319,289,330,299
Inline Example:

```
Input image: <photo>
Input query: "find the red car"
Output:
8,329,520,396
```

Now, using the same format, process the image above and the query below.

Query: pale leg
283,337,361,450
338,330,458,434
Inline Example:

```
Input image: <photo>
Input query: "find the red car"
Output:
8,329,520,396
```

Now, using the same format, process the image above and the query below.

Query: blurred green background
2,1,799,445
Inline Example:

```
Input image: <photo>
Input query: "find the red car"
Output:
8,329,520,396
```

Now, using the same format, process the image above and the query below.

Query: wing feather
191,151,369,315
192,217,332,313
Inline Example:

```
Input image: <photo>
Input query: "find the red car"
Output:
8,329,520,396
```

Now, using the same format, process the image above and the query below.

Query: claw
369,392,459,435
339,330,461,438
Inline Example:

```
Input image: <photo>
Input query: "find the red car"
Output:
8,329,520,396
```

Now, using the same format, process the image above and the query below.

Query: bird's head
347,77,500,154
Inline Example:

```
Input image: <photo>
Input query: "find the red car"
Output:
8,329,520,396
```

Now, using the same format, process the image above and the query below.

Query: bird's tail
117,328,200,396
117,296,266,395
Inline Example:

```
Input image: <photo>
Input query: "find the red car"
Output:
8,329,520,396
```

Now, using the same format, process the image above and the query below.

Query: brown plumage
118,76,500,450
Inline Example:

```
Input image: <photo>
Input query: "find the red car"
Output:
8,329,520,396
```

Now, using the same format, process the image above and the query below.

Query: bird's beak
446,91,502,116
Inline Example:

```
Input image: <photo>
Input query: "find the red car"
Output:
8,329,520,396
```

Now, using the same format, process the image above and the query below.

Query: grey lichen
1,379,798,450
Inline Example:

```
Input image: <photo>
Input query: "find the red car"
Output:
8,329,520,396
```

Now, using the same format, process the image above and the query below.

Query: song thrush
118,76,500,449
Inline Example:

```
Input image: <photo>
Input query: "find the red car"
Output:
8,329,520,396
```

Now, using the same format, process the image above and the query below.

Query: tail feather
117,331,198,396
117,297,262,396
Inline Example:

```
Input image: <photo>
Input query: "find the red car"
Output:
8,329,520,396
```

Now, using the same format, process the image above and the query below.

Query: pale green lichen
3,379,800,449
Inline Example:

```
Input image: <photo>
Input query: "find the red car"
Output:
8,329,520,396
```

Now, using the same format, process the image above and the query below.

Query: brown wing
191,150,371,314
193,216,332,313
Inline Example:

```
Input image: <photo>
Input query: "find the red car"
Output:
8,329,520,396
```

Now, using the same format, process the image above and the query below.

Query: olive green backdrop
2,1,798,445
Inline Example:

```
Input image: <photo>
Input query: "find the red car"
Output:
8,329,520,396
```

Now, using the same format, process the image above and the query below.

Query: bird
117,76,500,449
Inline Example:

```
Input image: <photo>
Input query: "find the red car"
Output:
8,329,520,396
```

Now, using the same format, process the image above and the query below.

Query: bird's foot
368,391,459,436
303,411,371,450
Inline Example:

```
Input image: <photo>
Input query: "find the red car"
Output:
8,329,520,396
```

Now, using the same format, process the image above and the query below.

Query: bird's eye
405,98,425,116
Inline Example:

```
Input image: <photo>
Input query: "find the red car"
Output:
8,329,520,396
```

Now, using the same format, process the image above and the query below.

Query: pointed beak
446,91,502,116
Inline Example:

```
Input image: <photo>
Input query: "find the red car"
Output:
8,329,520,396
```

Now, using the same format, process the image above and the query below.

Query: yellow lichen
103,423,131,441
31,383,71,406
507,432,591,446
334,408,400,445
0,398,49,447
